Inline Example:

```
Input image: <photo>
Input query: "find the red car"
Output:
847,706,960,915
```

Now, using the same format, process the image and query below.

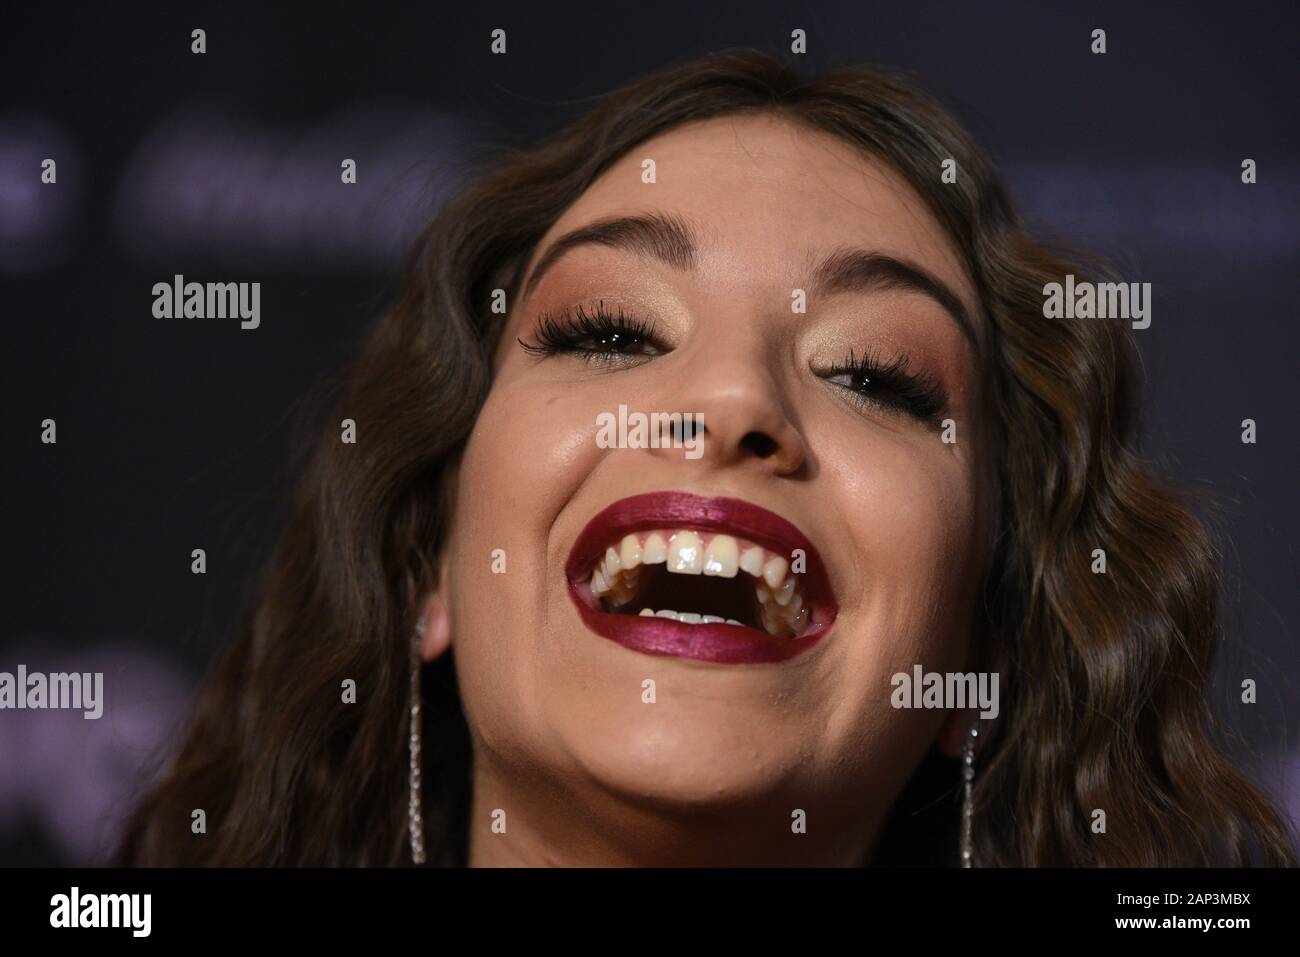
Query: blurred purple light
111,101,478,272
0,112,83,275
0,639,192,865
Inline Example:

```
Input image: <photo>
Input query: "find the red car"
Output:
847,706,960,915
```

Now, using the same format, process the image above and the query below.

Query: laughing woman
117,50,1296,867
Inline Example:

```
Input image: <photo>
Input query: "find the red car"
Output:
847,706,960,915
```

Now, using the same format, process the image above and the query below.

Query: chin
556,705,810,811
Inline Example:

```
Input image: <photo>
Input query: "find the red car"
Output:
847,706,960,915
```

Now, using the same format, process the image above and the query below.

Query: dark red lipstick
564,491,838,664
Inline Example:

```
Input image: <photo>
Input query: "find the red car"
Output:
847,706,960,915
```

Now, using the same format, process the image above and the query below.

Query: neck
465,752,880,867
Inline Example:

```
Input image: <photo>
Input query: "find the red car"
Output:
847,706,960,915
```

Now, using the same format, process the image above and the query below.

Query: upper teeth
588,530,807,637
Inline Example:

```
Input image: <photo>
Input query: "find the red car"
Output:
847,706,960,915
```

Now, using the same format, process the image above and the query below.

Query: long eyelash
518,301,658,360
826,348,949,422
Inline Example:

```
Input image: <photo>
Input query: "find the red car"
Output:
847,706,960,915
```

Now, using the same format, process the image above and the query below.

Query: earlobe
937,706,980,759
417,583,453,663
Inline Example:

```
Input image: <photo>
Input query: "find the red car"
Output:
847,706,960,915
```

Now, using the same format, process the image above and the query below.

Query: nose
646,349,810,478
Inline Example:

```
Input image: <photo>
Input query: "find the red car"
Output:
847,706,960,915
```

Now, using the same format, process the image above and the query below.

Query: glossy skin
419,113,995,866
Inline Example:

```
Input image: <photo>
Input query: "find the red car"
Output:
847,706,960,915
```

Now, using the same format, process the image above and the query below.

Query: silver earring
408,621,427,865
960,722,978,867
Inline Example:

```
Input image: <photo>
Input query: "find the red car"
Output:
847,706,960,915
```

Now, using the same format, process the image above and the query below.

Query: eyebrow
520,213,697,303
808,246,980,353
518,212,980,352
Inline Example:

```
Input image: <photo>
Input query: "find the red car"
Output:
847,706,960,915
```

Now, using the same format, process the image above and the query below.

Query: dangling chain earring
960,721,978,867
408,620,427,865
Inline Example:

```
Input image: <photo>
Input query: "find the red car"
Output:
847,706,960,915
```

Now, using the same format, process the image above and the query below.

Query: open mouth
565,492,838,664
590,530,809,635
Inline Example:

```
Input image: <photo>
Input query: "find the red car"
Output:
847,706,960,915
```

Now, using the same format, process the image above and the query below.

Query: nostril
740,431,779,458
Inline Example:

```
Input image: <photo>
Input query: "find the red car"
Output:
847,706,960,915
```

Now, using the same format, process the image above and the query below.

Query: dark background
2,1,1296,864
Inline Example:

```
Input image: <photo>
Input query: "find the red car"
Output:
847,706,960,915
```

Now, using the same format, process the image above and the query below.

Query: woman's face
431,113,992,864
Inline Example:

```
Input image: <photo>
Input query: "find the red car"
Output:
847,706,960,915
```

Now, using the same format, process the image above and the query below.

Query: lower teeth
639,607,744,626
633,607,805,637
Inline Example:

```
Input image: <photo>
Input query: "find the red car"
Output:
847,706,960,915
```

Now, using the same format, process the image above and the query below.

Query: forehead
525,112,978,318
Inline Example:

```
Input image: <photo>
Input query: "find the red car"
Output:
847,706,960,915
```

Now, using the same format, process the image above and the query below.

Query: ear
416,563,453,663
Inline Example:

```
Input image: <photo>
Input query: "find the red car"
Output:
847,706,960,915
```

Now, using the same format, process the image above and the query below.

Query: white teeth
642,533,668,564
667,531,704,574
762,556,789,589
774,576,796,607
753,571,806,639
636,608,743,627
739,546,765,577
591,529,810,639
619,534,642,571
702,534,739,577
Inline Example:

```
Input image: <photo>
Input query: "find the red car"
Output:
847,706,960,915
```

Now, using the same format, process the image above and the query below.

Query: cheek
807,429,982,784
452,377,599,564
824,427,982,671
439,378,604,741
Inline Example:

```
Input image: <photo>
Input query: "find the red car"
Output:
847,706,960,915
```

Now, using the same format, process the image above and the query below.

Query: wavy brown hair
116,49,1296,867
